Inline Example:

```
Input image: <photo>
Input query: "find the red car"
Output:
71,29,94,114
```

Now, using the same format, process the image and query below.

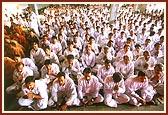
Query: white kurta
97,65,115,85
115,60,134,79
30,48,46,65
125,76,155,106
49,42,62,57
78,75,104,103
81,51,96,68
44,52,60,65
63,48,80,59
134,56,156,71
40,63,60,84
22,58,39,78
6,67,33,94
145,70,164,96
18,80,48,110
104,76,130,107
62,59,81,75
48,77,80,106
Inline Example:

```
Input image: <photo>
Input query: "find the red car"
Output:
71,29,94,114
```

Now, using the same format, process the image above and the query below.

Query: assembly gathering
3,3,165,112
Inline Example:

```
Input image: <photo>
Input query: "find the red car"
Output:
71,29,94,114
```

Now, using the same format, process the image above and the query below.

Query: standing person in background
27,7,40,36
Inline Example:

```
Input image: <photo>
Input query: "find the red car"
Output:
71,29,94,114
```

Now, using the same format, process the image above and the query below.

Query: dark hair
108,33,113,36
112,72,123,83
135,44,141,48
138,71,146,76
154,43,161,47
67,40,73,46
15,62,24,68
89,36,95,41
52,36,57,40
83,67,92,73
25,76,35,84
44,45,50,50
105,59,111,64
143,50,150,55
124,44,130,48
67,54,74,60
44,59,51,65
57,72,66,78
155,63,164,69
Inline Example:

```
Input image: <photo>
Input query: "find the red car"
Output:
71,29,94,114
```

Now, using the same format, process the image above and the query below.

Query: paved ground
3,93,165,112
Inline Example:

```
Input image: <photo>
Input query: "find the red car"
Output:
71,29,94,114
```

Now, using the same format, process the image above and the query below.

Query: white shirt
63,48,80,59
78,75,102,99
49,42,62,57
104,76,126,97
132,49,144,61
22,80,48,99
22,58,38,71
40,63,60,80
115,49,133,62
30,48,46,64
145,69,164,87
96,52,113,65
137,33,148,44
115,60,134,79
134,56,156,71
51,77,78,105
125,76,149,100
81,51,96,68
62,59,81,74
13,66,33,86
97,65,115,84
44,52,60,65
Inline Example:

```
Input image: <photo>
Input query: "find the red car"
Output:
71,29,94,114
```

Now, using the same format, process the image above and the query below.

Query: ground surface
4,93,165,112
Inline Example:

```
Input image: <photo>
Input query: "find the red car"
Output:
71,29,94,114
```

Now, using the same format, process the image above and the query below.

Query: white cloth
40,63,60,83
134,56,156,71
78,75,103,103
49,42,62,57
21,58,38,71
18,80,48,110
6,66,34,94
81,51,96,68
125,76,155,106
145,70,164,95
62,59,81,75
115,49,133,62
30,48,46,65
132,49,144,61
48,77,80,106
104,76,130,107
44,52,60,65
115,60,134,79
63,48,80,59
97,65,115,85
